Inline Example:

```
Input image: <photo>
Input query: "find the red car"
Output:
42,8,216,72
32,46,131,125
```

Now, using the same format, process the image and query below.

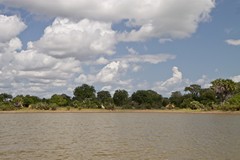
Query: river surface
0,113,239,160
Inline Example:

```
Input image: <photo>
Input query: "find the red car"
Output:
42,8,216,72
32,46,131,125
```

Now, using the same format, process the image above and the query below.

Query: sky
0,0,240,98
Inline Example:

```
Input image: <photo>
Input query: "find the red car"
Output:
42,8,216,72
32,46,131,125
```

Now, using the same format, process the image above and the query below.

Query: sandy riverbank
1,108,240,114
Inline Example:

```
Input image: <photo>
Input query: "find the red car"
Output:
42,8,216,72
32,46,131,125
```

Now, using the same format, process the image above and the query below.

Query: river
0,113,239,160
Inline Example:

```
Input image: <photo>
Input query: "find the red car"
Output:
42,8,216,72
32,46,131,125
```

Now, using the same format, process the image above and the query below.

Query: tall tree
169,91,183,107
131,90,162,108
113,90,129,106
184,84,201,100
73,84,96,101
49,94,69,106
211,79,236,103
0,93,12,102
97,91,112,105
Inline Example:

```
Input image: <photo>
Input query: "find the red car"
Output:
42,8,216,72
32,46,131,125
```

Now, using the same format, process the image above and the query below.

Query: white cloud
153,66,183,95
101,85,112,91
96,57,109,65
159,38,173,44
118,53,176,64
0,37,22,53
1,0,215,41
225,39,240,46
231,75,240,82
126,47,138,55
74,60,131,87
96,61,123,83
195,75,211,88
0,14,26,42
31,18,116,59
0,47,82,97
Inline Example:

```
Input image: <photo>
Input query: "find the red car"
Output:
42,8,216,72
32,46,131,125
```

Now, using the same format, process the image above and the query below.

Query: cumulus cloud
0,0,217,97
0,14,26,42
225,39,240,46
96,57,109,65
1,0,215,41
0,37,22,53
30,18,116,59
75,61,129,84
0,47,82,97
153,66,183,95
231,75,240,82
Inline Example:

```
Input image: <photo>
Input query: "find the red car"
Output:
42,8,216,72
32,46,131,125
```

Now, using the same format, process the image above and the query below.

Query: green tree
162,97,170,107
23,95,41,107
49,94,69,106
0,93,12,102
199,88,216,106
73,84,96,102
169,91,183,108
131,90,162,109
211,79,236,103
12,95,24,108
97,91,112,105
227,93,240,106
184,84,201,100
234,82,240,94
113,90,129,106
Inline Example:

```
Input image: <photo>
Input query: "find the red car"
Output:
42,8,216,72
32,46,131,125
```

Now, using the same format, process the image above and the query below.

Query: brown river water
0,113,239,160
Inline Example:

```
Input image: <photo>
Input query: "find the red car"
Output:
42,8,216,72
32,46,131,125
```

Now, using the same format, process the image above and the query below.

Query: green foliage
189,101,204,110
49,94,69,106
180,97,194,109
80,99,98,109
71,100,81,108
113,90,129,106
12,95,24,108
199,88,216,105
169,91,183,108
211,79,236,103
73,84,96,102
131,90,163,109
0,93,13,102
31,102,50,110
0,102,16,111
219,103,240,111
221,93,240,111
97,90,112,105
162,97,170,107
1,78,239,112
227,93,240,105
234,82,240,94
23,95,41,107
184,84,201,100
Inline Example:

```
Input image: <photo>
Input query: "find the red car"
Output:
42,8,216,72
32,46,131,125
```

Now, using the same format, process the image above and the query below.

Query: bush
0,102,16,111
220,103,240,111
105,104,115,110
49,103,57,110
189,101,204,110
31,102,50,110
67,106,70,111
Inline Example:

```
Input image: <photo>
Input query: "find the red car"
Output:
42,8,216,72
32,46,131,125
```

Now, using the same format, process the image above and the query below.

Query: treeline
0,79,240,111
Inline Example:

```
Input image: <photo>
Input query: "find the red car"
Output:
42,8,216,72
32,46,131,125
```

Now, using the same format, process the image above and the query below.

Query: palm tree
211,79,236,103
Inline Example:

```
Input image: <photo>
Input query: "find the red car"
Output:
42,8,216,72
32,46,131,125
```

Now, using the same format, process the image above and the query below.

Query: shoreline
1,108,240,114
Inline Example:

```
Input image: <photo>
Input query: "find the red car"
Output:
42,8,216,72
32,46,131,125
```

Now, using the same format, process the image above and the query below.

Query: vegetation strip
0,79,240,112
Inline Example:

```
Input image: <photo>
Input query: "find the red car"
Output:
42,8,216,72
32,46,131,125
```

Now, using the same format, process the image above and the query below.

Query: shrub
189,101,204,110
0,102,16,111
31,102,50,110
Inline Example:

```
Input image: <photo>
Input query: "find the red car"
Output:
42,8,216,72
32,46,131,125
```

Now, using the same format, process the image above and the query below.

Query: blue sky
0,0,239,97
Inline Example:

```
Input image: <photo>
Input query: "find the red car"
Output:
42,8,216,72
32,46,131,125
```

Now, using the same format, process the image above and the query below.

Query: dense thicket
1,79,240,111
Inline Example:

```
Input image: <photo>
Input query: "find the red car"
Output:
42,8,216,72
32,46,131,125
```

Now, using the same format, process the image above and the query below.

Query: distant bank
1,108,240,114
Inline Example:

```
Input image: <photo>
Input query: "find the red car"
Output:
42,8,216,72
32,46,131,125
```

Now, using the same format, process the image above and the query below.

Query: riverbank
1,108,240,114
